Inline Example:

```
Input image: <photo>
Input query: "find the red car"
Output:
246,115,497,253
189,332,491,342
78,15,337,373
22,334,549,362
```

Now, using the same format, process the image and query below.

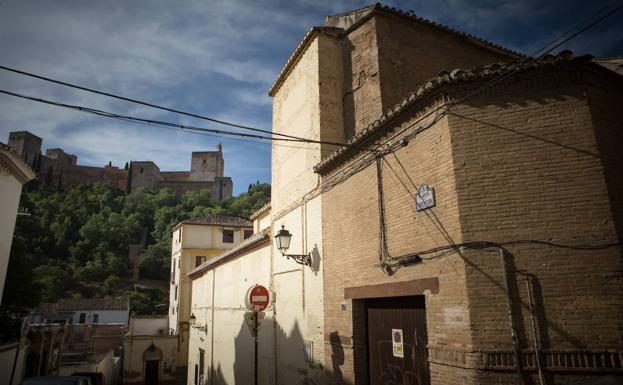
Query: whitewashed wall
0,172,22,302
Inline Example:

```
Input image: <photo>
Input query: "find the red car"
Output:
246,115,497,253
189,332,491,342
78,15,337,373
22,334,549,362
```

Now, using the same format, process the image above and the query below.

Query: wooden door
367,296,430,385
144,360,159,385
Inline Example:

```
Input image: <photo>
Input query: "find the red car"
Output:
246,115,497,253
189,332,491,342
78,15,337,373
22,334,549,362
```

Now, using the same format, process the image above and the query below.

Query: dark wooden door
145,360,159,385
367,296,430,385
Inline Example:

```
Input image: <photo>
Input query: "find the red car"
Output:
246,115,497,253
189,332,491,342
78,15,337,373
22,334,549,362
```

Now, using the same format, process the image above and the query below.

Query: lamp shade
275,225,292,253
188,313,196,326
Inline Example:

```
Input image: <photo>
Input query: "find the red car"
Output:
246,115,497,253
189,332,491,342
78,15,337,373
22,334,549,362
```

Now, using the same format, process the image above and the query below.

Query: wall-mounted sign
392,328,404,358
416,184,435,212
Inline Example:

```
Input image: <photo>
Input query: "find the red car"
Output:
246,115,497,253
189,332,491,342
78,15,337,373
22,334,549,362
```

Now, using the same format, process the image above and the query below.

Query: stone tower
190,144,224,182
8,131,42,169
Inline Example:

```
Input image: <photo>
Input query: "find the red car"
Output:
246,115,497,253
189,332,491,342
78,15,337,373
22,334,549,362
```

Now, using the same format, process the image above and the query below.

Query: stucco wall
130,316,169,336
0,171,23,303
188,242,273,385
70,309,128,325
123,335,178,385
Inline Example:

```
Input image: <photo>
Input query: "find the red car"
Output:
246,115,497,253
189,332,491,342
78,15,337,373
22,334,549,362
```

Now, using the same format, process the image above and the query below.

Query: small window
178,259,180,268
140,167,144,173
195,255,207,267
244,229,253,239
92,314,99,324
222,229,234,243
175,286,178,300
79,313,86,324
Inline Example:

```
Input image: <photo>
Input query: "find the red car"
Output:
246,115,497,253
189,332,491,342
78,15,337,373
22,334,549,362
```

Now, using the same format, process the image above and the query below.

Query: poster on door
392,328,404,358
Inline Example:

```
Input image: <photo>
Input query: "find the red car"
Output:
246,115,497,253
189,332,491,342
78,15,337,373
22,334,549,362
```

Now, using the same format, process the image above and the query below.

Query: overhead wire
0,64,344,144
0,88,342,148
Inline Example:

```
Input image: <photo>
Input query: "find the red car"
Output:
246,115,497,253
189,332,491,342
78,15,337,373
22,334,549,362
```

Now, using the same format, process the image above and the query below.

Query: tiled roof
341,4,524,57
268,3,523,97
56,297,129,311
314,50,590,173
179,214,252,228
188,231,270,278
250,203,271,220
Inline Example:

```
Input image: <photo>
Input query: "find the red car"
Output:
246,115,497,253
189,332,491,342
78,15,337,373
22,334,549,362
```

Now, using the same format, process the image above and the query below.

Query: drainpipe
517,270,545,385
499,248,523,385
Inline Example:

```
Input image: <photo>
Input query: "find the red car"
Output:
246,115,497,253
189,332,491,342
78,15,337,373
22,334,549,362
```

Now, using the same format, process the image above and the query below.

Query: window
195,255,207,267
140,167,144,173
174,286,178,300
244,229,253,240
222,229,234,243
92,314,99,324
79,313,86,324
171,261,175,283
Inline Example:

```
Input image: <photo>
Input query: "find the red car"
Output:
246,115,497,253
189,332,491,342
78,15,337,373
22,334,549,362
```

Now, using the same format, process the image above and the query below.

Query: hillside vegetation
2,181,270,315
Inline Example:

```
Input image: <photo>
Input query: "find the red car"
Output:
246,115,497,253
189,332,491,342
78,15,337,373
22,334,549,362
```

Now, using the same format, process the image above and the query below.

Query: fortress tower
8,131,42,169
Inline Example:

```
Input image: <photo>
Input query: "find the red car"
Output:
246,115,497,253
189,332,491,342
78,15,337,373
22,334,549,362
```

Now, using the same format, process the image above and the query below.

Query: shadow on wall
310,244,321,275
205,314,310,385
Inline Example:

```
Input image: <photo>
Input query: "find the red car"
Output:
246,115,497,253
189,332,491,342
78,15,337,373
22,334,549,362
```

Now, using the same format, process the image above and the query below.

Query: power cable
0,64,340,144
0,88,343,147
117,115,335,152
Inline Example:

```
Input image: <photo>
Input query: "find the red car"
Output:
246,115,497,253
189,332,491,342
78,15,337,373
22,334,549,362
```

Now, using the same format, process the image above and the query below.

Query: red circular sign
249,285,270,311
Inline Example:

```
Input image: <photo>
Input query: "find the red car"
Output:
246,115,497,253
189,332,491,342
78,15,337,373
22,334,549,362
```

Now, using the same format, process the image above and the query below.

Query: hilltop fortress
7,131,232,200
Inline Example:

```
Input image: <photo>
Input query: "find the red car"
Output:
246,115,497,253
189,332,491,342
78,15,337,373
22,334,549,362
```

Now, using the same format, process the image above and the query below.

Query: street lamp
188,313,207,333
274,225,311,266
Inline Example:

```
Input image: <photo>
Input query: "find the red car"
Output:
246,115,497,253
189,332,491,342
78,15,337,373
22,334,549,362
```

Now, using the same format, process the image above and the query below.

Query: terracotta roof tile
268,3,524,97
56,297,128,311
180,214,252,227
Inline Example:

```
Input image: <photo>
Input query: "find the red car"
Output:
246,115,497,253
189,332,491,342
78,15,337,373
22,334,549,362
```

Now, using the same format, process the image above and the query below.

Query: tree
2,180,270,314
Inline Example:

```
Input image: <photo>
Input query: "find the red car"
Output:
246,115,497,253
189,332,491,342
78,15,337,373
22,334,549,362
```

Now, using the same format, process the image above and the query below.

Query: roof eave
268,26,343,97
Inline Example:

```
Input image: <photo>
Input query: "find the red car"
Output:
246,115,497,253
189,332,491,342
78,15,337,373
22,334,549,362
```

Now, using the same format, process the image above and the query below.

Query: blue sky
1,0,621,195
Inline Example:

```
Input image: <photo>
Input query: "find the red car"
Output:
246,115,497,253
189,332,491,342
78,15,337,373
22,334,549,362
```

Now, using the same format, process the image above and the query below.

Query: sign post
246,285,269,385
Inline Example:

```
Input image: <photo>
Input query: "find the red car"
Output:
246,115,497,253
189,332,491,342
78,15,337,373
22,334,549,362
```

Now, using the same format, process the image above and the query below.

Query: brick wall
375,12,512,113
322,105,476,384
340,12,515,141
341,17,383,139
320,64,623,384
449,67,623,384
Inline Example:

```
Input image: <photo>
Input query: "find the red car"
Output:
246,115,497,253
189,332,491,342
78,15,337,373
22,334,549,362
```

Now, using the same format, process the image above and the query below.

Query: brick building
268,4,622,385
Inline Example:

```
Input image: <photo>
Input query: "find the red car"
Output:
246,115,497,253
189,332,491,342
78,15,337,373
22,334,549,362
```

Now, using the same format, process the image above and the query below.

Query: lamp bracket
284,253,312,267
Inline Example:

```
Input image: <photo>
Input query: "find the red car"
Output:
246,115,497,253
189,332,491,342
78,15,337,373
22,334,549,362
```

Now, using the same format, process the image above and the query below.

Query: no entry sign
248,285,270,311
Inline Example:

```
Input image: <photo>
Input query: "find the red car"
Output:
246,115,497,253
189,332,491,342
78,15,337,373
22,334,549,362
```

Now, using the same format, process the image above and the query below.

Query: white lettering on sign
416,184,435,212
251,296,268,302
392,328,404,358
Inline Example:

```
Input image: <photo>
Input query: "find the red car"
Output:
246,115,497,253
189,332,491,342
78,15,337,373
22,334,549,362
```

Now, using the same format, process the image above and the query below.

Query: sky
1,0,621,196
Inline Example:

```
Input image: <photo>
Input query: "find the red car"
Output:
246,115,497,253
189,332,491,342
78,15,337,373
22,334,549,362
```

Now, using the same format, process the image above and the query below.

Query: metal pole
499,248,523,385
254,311,258,385
522,272,545,385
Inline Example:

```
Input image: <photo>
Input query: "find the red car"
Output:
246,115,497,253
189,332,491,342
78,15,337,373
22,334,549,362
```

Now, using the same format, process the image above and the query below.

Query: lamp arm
283,253,312,267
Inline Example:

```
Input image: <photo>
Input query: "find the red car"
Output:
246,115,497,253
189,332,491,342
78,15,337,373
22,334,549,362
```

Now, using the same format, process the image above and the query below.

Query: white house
0,142,35,302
